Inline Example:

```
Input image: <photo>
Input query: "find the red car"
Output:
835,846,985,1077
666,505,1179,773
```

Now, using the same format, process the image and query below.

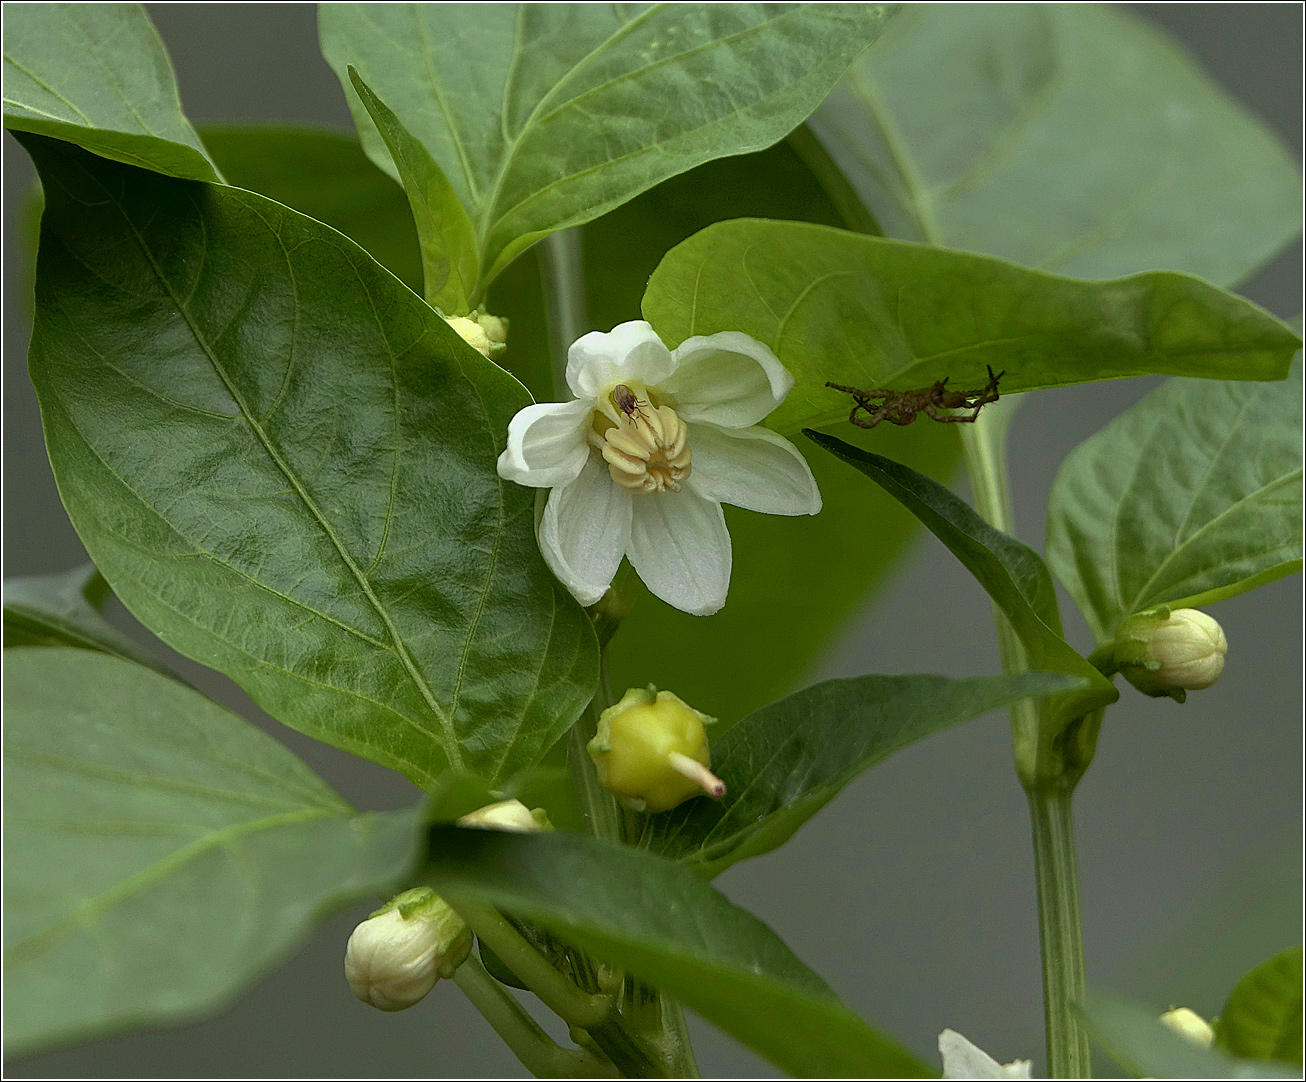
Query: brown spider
825,365,1005,430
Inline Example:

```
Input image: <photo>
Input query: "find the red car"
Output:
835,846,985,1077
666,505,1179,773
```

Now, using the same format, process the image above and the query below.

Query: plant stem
539,230,588,400
1026,789,1091,1078
569,653,624,844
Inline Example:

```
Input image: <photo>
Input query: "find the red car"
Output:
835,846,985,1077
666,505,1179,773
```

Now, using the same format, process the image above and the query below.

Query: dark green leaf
3,3,220,182
199,125,423,293
645,671,1082,877
2,648,423,1058
346,68,479,315
1079,990,1299,1079
423,826,931,1078
643,219,1301,434
22,133,598,787
810,4,1302,285
3,562,176,679
319,2,898,292
1215,947,1304,1067
1046,359,1302,643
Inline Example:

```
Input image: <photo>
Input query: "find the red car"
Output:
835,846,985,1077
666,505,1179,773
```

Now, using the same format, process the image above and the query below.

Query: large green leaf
1215,947,1304,1067
318,2,898,292
3,562,176,679
3,648,423,1058
199,125,423,293
1079,991,1299,1079
644,670,1081,878
809,3,1302,285
643,220,1302,434
21,133,598,788
422,826,931,1078
2,3,220,183
1045,359,1303,643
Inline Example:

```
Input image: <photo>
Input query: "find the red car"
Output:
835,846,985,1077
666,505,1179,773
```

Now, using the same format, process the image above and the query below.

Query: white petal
497,400,593,488
627,490,731,616
537,455,632,607
566,320,676,399
685,422,821,516
661,331,794,428
939,1030,1033,1079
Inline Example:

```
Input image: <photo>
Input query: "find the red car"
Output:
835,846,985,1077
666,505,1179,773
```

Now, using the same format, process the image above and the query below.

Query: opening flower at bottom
496,320,822,616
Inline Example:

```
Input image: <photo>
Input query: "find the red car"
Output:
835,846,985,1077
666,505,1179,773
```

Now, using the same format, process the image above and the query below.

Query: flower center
596,394,691,495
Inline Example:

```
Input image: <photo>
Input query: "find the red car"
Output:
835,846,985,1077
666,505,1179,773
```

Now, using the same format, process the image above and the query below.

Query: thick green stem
568,654,624,844
539,230,588,400
1027,790,1091,1078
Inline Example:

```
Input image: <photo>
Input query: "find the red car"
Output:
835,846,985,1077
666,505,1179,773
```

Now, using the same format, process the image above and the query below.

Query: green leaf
346,68,479,315
423,826,931,1078
318,2,898,292
3,562,177,679
1079,990,1299,1079
1215,947,1304,1067
2,2,220,183
3,647,423,1058
645,670,1082,877
199,125,423,294
1046,358,1303,643
643,219,1302,435
804,433,1118,732
809,3,1302,285
21,133,598,788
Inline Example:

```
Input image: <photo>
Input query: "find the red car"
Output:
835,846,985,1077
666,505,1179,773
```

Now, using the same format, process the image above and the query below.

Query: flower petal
537,455,632,607
566,320,676,400
938,1030,1032,1079
497,400,593,488
627,490,731,616
685,422,821,516
661,331,794,428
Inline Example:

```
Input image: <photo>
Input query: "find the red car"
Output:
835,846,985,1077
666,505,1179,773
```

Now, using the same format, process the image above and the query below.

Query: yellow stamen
599,404,691,494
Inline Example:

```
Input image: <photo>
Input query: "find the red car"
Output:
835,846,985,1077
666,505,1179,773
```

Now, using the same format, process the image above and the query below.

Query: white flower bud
938,1029,1032,1078
344,888,471,1011
477,312,508,345
456,798,551,833
1113,607,1228,703
1159,1007,1215,1048
444,315,494,359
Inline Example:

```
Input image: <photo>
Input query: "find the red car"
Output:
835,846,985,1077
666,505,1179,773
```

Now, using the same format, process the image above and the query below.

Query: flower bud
587,685,726,813
444,315,495,359
1113,607,1228,703
1159,1007,1215,1048
344,887,471,1011
477,312,508,346
457,798,552,833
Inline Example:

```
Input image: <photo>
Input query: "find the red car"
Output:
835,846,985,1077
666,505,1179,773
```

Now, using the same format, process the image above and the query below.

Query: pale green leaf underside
1215,946,1304,1067
3,648,423,1058
319,2,897,289
1046,358,1303,643
643,220,1302,434
810,3,1302,286
645,670,1082,877
3,2,220,182
21,134,597,788
424,827,931,1078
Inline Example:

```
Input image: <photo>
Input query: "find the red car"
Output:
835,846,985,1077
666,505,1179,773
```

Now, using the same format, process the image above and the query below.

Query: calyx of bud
457,798,552,833
1113,607,1228,703
1159,1007,1215,1048
344,887,471,1011
587,685,725,813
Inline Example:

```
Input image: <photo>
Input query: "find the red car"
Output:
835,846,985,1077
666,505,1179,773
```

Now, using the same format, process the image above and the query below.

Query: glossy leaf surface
810,3,1302,285
3,3,220,182
644,220,1302,434
3,648,423,1057
645,670,1081,877
423,826,931,1078
23,135,598,787
1046,359,1303,643
1215,947,1304,1067
318,2,897,289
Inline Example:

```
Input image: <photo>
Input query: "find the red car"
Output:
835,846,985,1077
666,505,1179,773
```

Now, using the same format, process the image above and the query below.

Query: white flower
939,1029,1033,1079
496,321,821,615
456,798,550,832
344,890,471,1011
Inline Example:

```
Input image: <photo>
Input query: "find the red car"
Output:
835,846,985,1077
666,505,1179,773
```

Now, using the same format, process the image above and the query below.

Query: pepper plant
3,4,1302,1078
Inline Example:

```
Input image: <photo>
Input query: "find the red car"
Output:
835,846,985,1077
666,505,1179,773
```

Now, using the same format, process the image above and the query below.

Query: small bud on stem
1113,607,1228,703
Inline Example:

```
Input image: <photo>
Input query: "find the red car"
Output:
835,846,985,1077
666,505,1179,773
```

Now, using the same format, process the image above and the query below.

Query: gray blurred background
4,3,1301,1078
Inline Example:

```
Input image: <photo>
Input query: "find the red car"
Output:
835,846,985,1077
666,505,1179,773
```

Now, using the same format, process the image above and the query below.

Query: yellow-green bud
1159,1007,1215,1048
444,315,494,358
456,798,552,833
587,685,725,813
1114,607,1228,703
344,887,471,1011
477,312,508,346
